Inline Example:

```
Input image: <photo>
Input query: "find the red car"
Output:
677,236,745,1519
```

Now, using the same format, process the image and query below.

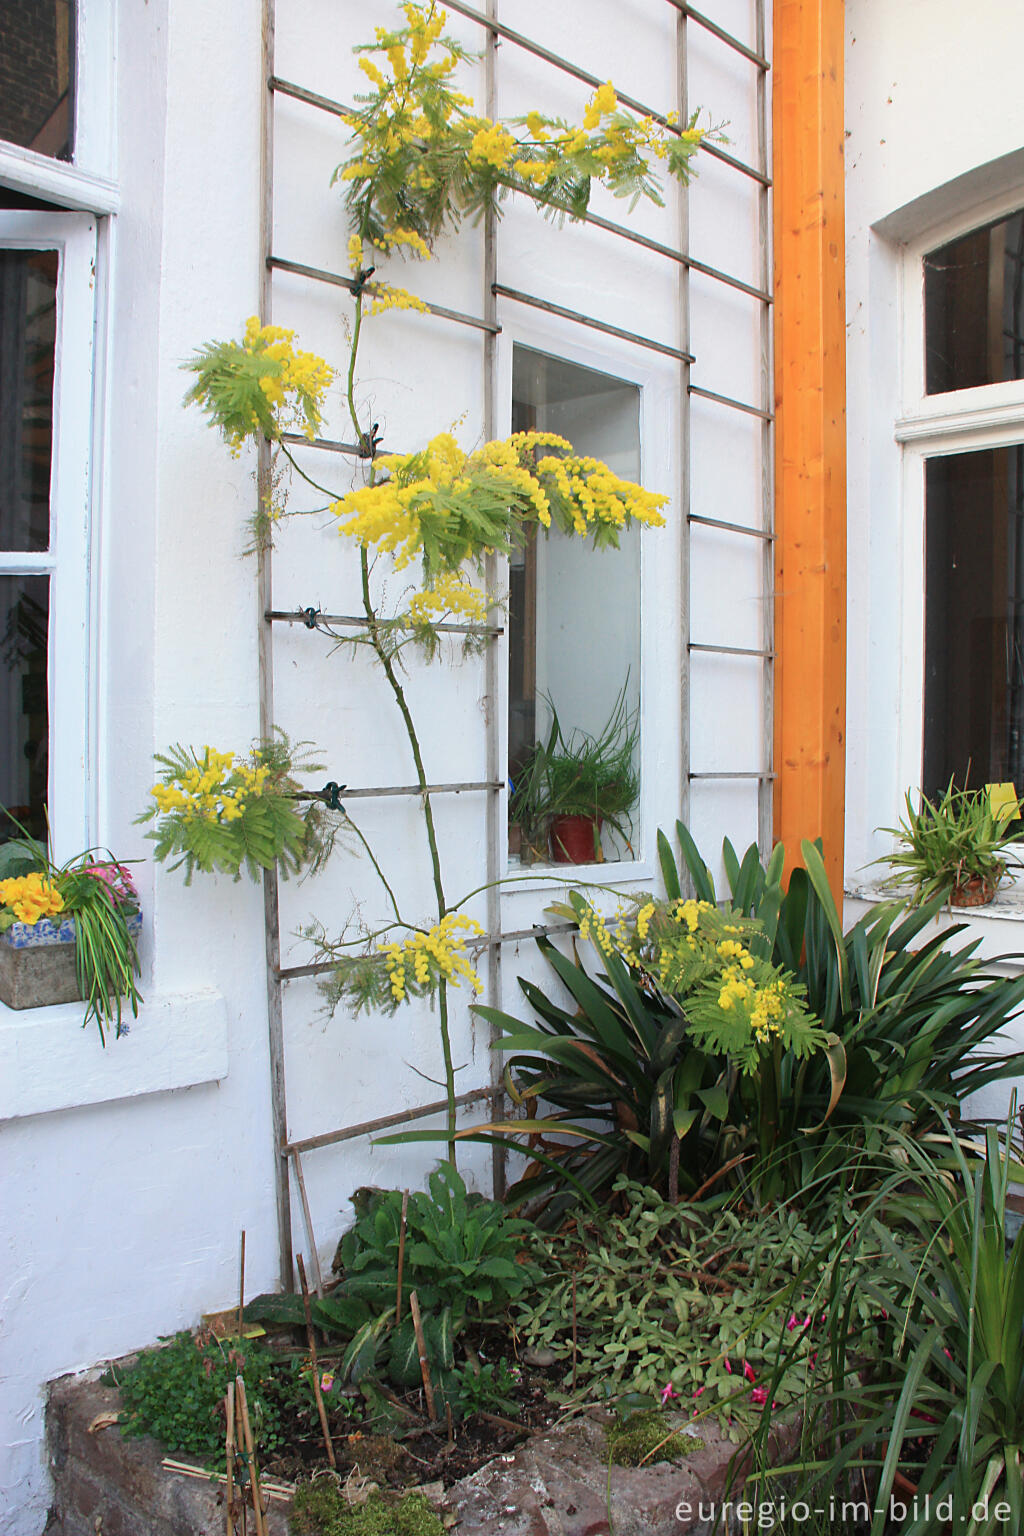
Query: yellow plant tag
986,782,1020,823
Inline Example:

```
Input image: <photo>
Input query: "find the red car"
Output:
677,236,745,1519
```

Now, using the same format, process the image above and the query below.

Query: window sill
846,877,1024,919
0,989,228,1123
505,854,654,892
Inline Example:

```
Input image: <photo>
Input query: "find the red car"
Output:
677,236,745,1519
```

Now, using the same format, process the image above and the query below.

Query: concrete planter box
0,912,142,1011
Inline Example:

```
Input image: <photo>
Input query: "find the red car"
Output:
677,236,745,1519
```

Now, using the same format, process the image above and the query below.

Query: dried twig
408,1290,437,1420
297,1252,336,1468
225,1382,236,1536
236,1230,246,1341
395,1189,410,1324
571,1272,578,1391
235,1376,268,1536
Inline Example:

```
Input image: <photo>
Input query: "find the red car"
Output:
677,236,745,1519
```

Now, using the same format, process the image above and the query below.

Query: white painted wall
0,2,770,1528
843,4,1024,1118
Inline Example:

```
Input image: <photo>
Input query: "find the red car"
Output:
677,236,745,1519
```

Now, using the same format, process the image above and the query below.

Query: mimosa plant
147,1,714,1157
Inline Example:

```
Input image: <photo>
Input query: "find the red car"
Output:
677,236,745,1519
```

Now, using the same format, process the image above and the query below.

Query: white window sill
846,877,1024,920
0,989,228,1122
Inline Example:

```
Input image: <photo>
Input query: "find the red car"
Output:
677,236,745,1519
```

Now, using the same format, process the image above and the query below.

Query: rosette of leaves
139,731,336,884
243,1163,541,1416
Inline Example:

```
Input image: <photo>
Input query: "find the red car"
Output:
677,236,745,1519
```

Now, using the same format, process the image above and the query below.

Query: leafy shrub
114,1332,295,1463
515,1178,886,1433
246,1164,541,1416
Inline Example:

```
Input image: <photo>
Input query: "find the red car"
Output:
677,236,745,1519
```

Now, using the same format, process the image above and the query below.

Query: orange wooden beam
772,0,848,900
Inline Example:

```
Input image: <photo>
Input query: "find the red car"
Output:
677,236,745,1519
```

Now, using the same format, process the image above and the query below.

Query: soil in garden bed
256,1323,563,1490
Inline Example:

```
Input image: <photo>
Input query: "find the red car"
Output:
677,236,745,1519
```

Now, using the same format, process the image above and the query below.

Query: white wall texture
843,3,1024,1115
0,2,770,1528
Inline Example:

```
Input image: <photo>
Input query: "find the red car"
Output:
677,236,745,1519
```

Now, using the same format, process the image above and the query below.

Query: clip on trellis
290,781,347,813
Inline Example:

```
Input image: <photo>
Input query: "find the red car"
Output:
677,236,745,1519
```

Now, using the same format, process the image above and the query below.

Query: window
896,198,1024,805
0,2,75,161
508,345,643,865
0,212,96,857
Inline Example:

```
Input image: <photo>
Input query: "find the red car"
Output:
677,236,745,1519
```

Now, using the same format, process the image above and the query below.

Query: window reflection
924,446,1024,797
0,574,49,843
0,2,75,161
508,346,642,863
0,250,57,553
925,210,1024,394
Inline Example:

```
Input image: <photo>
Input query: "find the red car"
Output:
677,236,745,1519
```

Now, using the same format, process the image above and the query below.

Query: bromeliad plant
157,0,707,1155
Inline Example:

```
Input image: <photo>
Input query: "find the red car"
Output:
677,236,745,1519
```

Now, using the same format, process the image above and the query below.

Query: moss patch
605,1410,699,1468
290,1481,443,1536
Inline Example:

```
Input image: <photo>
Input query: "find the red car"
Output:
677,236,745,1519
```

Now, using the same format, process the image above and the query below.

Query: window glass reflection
925,211,1024,394
0,2,75,161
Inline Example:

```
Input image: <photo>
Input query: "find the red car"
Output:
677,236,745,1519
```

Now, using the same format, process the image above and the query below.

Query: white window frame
0,0,118,213
0,211,97,861
890,189,1024,801
494,313,683,890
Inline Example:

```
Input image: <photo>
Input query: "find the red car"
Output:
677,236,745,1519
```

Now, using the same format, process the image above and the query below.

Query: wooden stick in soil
296,1253,336,1468
408,1290,437,1421
236,1230,246,1341
235,1376,268,1536
395,1189,409,1324
571,1272,578,1391
225,1382,236,1536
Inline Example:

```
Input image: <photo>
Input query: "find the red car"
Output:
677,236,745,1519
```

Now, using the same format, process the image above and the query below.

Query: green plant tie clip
301,606,320,629
318,781,346,812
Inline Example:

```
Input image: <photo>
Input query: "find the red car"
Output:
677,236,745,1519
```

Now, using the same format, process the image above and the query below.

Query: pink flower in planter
320,1371,335,1393
786,1313,799,1331
750,1387,768,1406
742,1360,756,1383
723,1358,733,1374
660,1382,678,1405
692,1386,705,1398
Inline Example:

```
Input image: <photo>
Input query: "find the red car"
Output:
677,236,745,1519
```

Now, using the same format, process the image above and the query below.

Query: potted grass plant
0,823,142,1043
509,690,639,864
878,780,1023,907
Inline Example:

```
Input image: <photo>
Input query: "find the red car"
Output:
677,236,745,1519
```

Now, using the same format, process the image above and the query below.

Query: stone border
46,1369,797,1536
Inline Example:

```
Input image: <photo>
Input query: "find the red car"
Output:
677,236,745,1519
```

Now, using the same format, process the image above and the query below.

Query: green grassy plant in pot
512,690,639,865
878,781,1023,906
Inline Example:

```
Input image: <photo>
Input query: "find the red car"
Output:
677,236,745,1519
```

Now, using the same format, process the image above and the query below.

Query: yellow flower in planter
0,872,65,926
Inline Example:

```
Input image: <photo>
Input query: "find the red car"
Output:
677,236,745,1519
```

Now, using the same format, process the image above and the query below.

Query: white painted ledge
0,990,228,1122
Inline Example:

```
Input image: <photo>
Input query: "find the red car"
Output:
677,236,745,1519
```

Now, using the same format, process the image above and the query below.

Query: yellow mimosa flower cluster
0,872,65,926
150,747,272,825
379,912,485,1003
242,317,333,435
408,571,489,623
332,429,667,628
367,282,431,317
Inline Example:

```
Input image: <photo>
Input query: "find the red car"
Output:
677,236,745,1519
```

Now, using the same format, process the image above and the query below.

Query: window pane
923,446,1024,797
509,346,642,863
0,249,57,553
924,210,1024,394
0,573,49,844
0,2,74,160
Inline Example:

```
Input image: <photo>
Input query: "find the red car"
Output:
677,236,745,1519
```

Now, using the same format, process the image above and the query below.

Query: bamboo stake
235,1377,268,1536
225,1383,236,1536
395,1189,409,1324
408,1290,436,1421
297,1253,336,1467
236,1230,246,1341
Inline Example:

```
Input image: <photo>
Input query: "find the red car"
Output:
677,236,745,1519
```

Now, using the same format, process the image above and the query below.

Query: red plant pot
950,875,997,907
549,814,602,864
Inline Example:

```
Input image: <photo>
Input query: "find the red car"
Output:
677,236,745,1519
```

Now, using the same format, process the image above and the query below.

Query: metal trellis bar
663,0,770,71
689,383,773,421
690,642,774,659
689,770,776,780
285,1087,499,1157
266,608,503,637
268,254,500,334
688,513,774,541
493,283,695,363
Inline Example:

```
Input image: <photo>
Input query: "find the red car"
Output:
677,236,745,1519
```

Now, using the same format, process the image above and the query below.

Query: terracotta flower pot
950,875,997,907
549,814,602,864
